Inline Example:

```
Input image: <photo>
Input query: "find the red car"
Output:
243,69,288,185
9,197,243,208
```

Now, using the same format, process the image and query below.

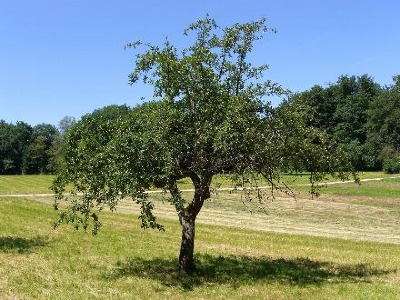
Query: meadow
0,173,399,299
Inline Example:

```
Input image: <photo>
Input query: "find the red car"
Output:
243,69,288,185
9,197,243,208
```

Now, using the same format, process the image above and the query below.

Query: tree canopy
52,17,354,272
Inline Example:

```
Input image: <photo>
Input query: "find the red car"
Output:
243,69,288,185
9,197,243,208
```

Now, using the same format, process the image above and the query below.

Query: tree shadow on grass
107,254,395,290
0,235,49,253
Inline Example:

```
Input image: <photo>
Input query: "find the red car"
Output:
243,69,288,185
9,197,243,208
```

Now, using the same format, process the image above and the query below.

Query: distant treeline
0,116,75,174
284,74,400,173
1,74,399,175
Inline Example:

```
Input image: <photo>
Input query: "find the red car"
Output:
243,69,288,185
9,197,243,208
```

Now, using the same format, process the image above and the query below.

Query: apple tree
52,17,353,272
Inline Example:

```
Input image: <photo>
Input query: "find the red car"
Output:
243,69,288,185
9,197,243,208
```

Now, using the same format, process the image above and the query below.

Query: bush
381,146,400,174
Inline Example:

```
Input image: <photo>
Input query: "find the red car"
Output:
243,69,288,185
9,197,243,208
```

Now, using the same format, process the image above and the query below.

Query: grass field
1,173,400,299
0,171,397,195
0,175,54,194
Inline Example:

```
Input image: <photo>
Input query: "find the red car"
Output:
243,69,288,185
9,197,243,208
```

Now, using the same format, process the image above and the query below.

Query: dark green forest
0,116,75,174
1,74,399,175
285,74,400,173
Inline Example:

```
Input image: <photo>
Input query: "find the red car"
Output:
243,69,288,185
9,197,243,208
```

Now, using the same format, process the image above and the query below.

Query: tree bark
177,173,212,273
178,211,196,272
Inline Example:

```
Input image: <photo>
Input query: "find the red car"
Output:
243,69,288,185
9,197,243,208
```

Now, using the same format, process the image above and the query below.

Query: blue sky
1,0,399,126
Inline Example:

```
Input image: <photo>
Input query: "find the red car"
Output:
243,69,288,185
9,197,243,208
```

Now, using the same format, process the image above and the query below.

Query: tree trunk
176,173,212,273
178,211,196,272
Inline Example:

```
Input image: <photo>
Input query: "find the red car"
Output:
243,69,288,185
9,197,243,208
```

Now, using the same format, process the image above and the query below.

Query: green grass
1,196,400,299
319,181,400,198
179,172,391,189
294,175,400,199
0,172,397,196
0,175,54,194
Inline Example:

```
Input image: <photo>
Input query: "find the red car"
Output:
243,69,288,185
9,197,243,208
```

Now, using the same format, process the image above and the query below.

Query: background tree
58,116,77,135
53,17,354,273
0,121,32,174
331,75,381,170
23,123,58,174
366,75,400,173
289,75,382,171
47,116,77,173
290,85,337,134
0,120,14,174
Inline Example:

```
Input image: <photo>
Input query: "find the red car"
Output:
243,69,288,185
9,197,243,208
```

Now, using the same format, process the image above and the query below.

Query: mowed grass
0,175,54,194
1,196,400,299
1,172,399,298
293,175,400,199
0,171,397,195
